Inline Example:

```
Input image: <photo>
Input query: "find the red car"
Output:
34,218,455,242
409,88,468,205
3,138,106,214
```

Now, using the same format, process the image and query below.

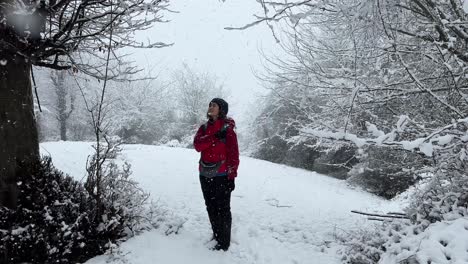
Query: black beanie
210,98,229,116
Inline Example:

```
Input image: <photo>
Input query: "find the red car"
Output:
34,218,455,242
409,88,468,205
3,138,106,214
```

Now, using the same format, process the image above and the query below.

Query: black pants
199,176,235,250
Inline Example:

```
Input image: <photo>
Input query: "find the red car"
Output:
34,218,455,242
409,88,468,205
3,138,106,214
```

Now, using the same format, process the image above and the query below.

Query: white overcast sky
128,0,282,123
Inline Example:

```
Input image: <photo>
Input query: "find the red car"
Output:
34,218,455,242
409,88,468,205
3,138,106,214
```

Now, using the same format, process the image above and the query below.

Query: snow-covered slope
40,142,401,264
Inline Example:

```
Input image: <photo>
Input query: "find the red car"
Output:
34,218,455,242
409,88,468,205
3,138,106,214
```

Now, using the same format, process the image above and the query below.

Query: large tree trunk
0,53,39,209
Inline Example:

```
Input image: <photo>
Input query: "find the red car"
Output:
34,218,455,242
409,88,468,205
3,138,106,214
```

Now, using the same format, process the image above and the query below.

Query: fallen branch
351,210,409,219
367,217,385,222
387,212,407,216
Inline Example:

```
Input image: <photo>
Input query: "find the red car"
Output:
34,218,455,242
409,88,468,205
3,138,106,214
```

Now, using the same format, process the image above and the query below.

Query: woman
193,98,239,251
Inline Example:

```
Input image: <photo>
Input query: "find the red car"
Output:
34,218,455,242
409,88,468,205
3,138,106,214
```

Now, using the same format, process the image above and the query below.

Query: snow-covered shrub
343,122,468,263
380,218,468,264
114,116,164,145
255,136,357,179
254,135,289,164
282,139,356,179
163,139,183,148
347,146,426,199
408,153,468,224
339,215,424,264
341,224,391,264
84,138,153,234
0,153,152,263
378,146,468,263
98,159,151,235
283,138,321,171
345,191,468,264
179,132,197,148
0,157,120,263
312,143,357,179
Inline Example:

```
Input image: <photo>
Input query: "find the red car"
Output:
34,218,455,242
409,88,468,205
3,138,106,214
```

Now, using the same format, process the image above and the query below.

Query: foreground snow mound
380,218,468,264
41,141,402,264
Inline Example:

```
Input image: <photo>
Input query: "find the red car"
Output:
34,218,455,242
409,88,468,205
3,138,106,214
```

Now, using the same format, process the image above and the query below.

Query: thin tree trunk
54,71,68,141
60,121,67,141
0,53,39,209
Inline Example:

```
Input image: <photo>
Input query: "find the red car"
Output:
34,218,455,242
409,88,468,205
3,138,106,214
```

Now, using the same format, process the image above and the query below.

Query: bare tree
247,0,467,151
241,0,467,198
172,64,228,129
107,79,171,144
245,1,468,256
0,0,169,208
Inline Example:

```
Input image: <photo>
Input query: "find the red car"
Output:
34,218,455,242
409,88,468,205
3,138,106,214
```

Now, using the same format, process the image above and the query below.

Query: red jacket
193,118,239,180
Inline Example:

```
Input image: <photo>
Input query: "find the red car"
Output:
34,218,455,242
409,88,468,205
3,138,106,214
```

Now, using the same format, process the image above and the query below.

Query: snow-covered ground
40,141,402,264
380,217,468,264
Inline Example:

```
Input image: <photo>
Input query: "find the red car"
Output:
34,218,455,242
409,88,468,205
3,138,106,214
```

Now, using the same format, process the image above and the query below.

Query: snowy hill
40,142,402,264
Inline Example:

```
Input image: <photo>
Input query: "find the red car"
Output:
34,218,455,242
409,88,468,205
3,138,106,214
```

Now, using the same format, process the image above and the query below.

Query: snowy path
40,142,401,264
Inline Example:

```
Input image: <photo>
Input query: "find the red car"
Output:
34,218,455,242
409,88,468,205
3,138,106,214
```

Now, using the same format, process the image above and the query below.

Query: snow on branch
300,116,468,157
0,0,171,78
224,0,335,42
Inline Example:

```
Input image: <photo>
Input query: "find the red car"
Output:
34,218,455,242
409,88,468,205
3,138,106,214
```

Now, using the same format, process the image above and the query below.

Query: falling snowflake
0,59,7,66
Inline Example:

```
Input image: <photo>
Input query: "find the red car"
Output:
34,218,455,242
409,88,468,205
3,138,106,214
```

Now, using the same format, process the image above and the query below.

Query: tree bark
0,53,39,209
60,119,67,141
54,71,69,141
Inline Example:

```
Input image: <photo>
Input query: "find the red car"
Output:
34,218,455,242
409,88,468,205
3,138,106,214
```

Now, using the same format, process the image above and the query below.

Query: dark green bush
0,157,127,263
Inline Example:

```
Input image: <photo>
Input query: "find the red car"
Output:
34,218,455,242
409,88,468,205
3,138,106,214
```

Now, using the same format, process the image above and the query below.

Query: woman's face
208,102,220,119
